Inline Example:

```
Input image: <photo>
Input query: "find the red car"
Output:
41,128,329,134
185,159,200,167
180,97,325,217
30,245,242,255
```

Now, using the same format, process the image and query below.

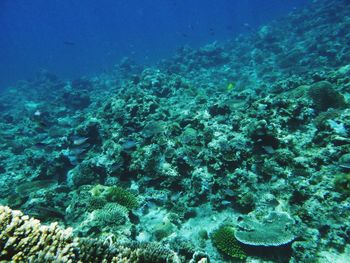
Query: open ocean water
1,0,350,262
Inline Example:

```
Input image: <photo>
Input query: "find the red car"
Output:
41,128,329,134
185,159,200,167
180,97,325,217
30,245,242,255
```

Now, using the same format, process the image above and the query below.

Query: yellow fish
227,82,235,92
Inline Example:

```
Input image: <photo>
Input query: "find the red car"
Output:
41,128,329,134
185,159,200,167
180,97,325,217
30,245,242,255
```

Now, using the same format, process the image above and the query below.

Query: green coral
308,81,346,111
104,186,139,210
93,203,129,225
212,225,246,260
153,221,175,241
87,195,107,211
334,173,350,195
89,184,139,210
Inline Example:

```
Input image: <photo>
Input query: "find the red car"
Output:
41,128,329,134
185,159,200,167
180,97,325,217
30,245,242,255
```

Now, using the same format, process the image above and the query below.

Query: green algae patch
212,225,246,260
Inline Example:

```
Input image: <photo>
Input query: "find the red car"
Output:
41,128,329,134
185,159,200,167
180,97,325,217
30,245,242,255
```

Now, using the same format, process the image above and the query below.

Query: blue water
0,0,309,89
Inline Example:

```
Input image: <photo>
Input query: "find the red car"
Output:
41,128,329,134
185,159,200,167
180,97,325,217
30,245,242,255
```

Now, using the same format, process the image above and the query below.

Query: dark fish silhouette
34,142,47,149
181,32,189,38
63,41,76,46
241,23,253,31
226,25,233,31
209,28,215,36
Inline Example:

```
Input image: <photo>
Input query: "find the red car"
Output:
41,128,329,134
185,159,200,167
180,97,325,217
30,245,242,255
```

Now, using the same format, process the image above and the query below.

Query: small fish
73,137,89,146
226,25,233,31
110,163,122,172
122,140,137,150
242,23,253,31
63,41,76,46
67,155,78,165
34,142,47,149
29,206,65,220
224,189,235,196
209,27,215,36
181,32,189,38
262,145,275,154
34,110,41,117
227,82,236,92
69,147,88,155
35,120,49,129
78,142,91,149
242,23,251,29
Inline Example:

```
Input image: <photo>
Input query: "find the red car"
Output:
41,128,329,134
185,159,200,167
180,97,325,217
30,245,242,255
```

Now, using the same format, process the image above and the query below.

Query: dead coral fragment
234,211,295,246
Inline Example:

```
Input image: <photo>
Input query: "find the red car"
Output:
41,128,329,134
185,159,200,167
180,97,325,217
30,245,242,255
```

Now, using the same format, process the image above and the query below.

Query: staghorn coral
0,206,181,263
211,225,246,260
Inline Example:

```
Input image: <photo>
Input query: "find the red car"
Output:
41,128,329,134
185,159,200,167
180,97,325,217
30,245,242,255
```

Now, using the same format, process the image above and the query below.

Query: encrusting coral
0,205,181,263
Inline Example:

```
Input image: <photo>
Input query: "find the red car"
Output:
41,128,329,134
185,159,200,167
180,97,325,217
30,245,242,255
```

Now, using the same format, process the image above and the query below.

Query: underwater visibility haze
1,0,350,262
0,0,308,89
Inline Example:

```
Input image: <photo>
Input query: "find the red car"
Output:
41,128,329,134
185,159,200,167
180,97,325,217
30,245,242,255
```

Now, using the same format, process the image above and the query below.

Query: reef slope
0,0,350,262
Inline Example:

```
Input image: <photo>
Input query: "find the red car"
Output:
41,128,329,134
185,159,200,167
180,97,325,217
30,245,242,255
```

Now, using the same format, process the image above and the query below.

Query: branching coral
0,206,180,262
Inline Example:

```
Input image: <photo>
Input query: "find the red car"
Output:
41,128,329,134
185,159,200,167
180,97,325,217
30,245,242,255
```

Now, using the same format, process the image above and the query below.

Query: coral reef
1,0,350,261
0,205,181,262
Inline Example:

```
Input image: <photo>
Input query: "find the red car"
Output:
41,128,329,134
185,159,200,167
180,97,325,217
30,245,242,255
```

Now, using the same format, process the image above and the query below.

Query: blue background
0,0,309,89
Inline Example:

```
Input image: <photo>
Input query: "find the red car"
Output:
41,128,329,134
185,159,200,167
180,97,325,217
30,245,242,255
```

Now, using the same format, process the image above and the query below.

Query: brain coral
234,211,296,246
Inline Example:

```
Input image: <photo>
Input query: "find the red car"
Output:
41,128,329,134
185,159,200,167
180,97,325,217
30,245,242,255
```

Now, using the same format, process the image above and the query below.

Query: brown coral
0,206,77,262
0,206,181,263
